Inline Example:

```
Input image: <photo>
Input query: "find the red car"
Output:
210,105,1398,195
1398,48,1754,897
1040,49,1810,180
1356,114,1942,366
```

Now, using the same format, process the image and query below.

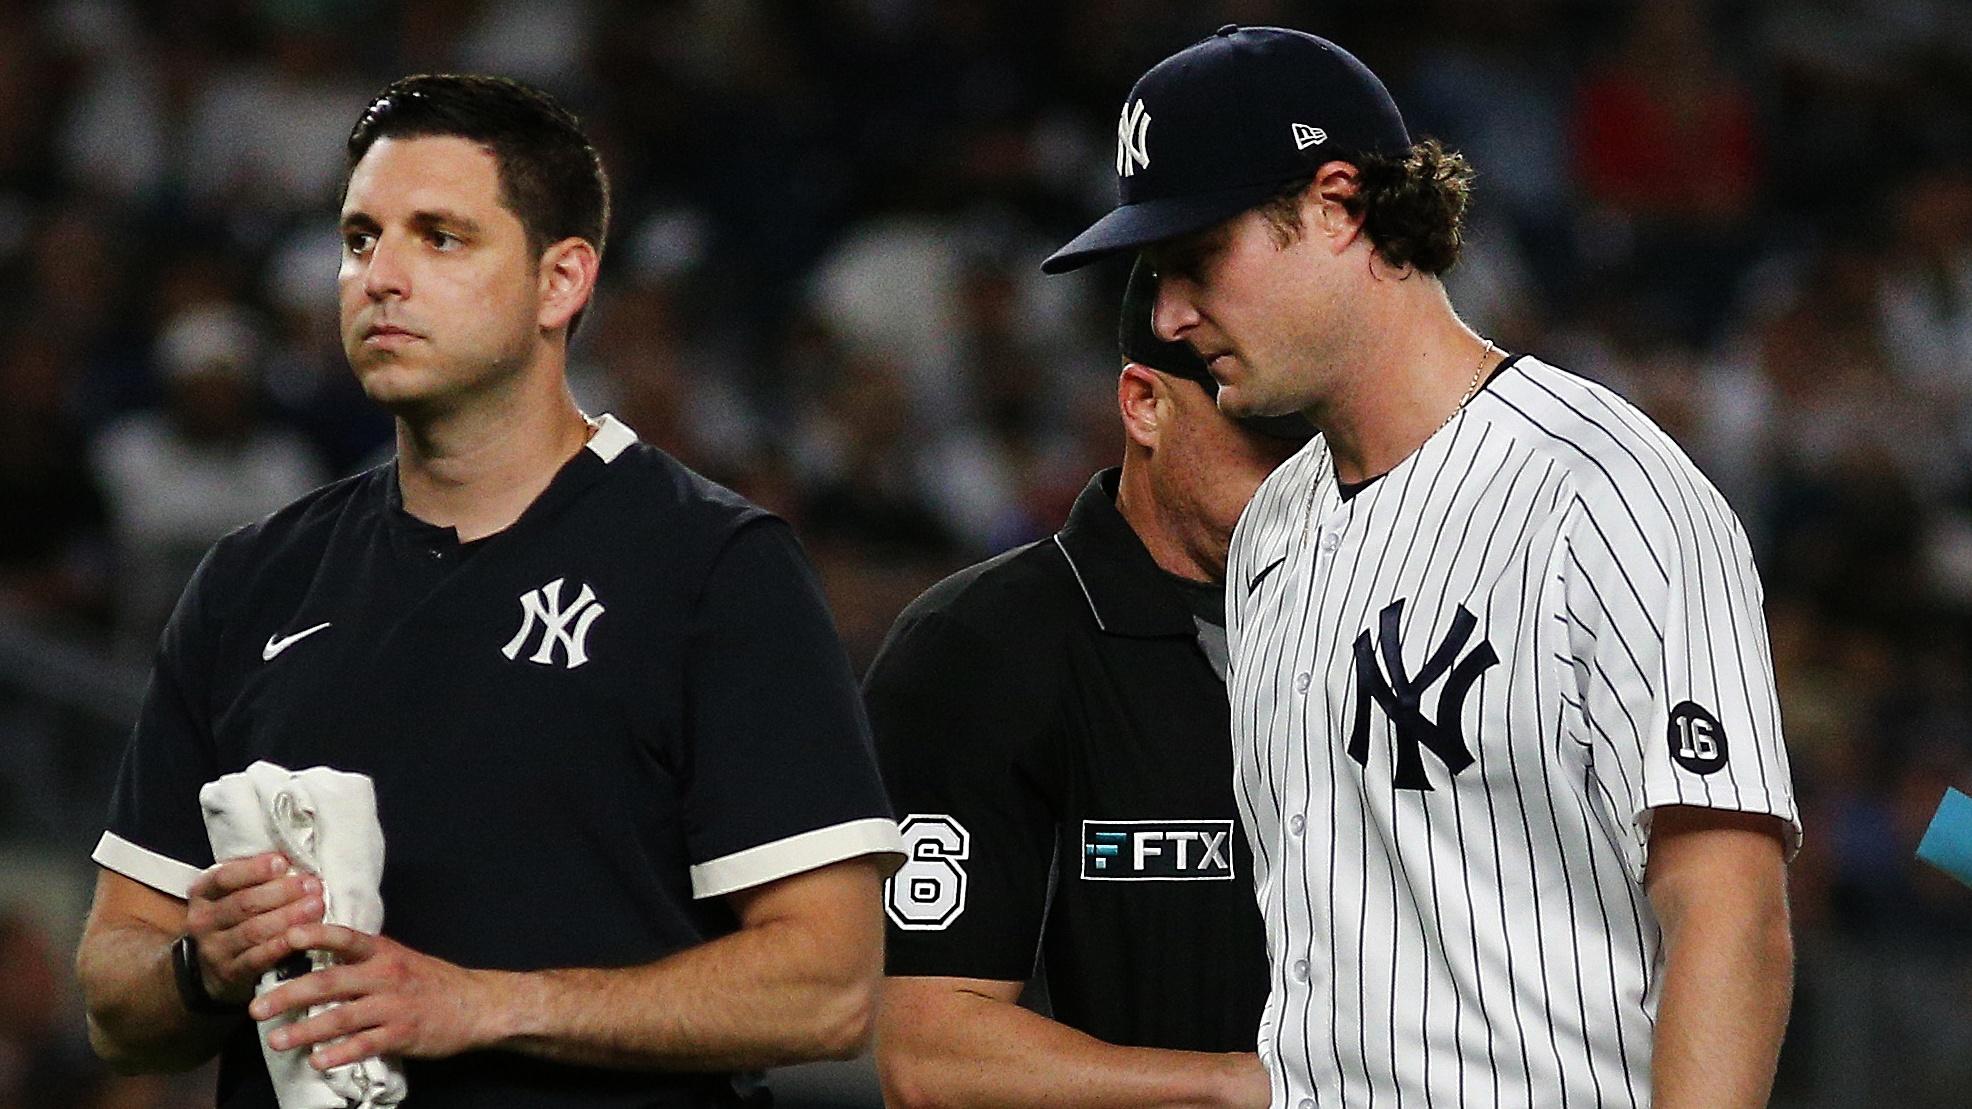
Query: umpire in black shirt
867,261,1310,1107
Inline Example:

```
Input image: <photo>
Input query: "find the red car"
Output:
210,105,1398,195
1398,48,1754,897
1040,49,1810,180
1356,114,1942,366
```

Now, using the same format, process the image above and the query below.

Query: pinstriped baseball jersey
1225,354,1800,1107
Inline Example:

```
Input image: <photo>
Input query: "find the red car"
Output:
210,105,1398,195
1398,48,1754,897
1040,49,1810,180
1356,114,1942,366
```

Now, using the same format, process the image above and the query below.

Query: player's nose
362,233,411,300
1152,280,1201,343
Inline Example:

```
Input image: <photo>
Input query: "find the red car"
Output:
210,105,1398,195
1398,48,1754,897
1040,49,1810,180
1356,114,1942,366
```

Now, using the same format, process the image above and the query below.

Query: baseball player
1043,26,1800,1108
866,262,1310,1107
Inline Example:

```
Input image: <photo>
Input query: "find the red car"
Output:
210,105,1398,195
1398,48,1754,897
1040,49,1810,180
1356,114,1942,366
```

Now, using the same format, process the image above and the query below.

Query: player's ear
537,236,601,334
1309,162,1364,253
1118,363,1165,449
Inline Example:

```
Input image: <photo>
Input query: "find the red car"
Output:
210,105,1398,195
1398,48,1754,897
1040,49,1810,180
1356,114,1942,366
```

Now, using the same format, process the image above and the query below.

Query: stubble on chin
348,351,437,417
1213,380,1274,421
350,337,537,424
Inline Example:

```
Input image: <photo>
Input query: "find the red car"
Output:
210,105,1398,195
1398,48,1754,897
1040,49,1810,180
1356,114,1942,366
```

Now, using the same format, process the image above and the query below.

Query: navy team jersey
866,470,1267,1053
94,415,902,1109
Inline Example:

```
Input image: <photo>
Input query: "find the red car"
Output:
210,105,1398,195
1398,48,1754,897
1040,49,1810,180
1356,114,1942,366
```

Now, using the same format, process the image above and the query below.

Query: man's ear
1308,161,1364,254
1119,363,1166,449
537,237,602,333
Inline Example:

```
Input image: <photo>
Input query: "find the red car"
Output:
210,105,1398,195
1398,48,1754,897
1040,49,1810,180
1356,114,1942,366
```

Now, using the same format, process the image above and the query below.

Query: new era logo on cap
1292,123,1327,150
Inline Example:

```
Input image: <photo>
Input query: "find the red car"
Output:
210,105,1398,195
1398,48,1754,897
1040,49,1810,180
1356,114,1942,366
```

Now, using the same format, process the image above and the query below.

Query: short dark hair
348,73,610,264
1258,139,1474,275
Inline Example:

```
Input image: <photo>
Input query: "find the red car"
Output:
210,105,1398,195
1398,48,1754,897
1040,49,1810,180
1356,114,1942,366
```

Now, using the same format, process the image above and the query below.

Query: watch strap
171,934,245,1015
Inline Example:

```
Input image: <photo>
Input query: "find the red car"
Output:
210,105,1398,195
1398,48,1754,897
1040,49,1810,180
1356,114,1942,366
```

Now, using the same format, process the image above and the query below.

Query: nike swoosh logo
1246,557,1287,596
263,622,333,661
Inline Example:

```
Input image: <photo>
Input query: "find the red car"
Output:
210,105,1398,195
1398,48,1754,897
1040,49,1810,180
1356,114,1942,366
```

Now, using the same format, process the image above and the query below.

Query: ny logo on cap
1116,99,1151,177
1292,123,1327,151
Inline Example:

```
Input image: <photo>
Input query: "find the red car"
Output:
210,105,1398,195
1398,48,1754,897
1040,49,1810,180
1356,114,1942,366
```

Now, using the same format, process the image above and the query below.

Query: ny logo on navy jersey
1349,599,1498,791
502,577,605,669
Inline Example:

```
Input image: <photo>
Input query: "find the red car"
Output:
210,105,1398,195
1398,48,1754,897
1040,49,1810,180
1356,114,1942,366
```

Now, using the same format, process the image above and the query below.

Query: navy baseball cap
1044,26,1410,274
1119,259,1313,443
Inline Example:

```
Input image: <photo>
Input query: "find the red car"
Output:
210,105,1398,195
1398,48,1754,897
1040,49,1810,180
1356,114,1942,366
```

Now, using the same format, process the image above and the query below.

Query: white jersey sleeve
1556,432,1800,878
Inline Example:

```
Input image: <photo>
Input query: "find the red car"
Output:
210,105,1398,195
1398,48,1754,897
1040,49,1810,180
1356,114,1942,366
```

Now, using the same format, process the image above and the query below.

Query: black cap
1119,258,1313,443
1045,26,1410,274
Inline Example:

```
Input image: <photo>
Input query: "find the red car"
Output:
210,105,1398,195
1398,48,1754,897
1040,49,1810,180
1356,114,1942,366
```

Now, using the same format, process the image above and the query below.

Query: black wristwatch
171,934,244,1015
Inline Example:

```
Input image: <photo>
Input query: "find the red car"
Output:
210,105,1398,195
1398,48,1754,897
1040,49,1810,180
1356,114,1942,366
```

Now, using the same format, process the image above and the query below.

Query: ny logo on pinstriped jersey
1349,599,1498,791
502,577,605,669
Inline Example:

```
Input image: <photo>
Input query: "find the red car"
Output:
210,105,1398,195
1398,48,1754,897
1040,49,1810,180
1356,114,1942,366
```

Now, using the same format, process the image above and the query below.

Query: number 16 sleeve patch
1558,467,1800,877
1666,701,1728,775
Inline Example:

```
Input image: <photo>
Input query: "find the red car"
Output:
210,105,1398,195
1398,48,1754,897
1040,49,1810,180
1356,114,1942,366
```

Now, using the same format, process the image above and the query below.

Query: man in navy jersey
76,74,901,1109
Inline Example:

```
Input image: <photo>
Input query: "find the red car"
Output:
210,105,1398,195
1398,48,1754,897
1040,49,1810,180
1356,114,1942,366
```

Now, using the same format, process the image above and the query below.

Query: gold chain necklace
1438,338,1496,438
1298,338,1497,547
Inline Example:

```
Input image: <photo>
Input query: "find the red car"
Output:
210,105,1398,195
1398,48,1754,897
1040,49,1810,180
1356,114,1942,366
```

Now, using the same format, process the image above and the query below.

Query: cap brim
1041,181,1284,274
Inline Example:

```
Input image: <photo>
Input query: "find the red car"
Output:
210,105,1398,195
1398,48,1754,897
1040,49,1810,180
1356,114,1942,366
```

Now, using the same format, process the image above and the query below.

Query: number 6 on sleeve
884,814,970,930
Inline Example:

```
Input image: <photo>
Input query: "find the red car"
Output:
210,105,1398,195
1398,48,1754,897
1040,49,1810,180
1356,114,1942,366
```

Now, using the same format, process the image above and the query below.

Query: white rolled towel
199,760,406,1109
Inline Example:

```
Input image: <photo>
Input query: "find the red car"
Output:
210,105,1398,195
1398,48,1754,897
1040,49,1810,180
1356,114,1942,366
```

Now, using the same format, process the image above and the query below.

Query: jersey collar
1052,468,1202,639
585,413,635,462
381,412,640,554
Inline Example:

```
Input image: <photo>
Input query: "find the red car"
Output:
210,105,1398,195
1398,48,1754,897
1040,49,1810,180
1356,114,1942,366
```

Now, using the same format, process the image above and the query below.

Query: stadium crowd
0,0,1967,1105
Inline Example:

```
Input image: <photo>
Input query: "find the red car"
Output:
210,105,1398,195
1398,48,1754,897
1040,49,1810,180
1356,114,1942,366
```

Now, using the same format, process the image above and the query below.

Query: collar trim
1051,534,1110,634
1050,469,1199,638
585,413,636,462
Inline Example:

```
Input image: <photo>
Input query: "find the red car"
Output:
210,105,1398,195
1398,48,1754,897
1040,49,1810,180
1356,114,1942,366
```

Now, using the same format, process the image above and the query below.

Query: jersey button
1299,1100,1315,1109
1289,814,1305,836
1294,671,1311,693
1319,532,1341,553
1292,958,1310,982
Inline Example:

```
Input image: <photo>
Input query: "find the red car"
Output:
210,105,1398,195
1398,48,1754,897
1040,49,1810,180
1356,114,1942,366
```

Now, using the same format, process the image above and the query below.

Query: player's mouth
362,322,424,347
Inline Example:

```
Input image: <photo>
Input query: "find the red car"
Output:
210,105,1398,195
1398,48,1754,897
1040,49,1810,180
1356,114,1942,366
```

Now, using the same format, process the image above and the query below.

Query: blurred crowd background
0,0,1969,1105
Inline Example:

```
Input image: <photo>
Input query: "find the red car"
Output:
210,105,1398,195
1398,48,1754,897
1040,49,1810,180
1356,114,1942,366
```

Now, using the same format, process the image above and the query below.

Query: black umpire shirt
867,469,1268,1052
93,415,900,1109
